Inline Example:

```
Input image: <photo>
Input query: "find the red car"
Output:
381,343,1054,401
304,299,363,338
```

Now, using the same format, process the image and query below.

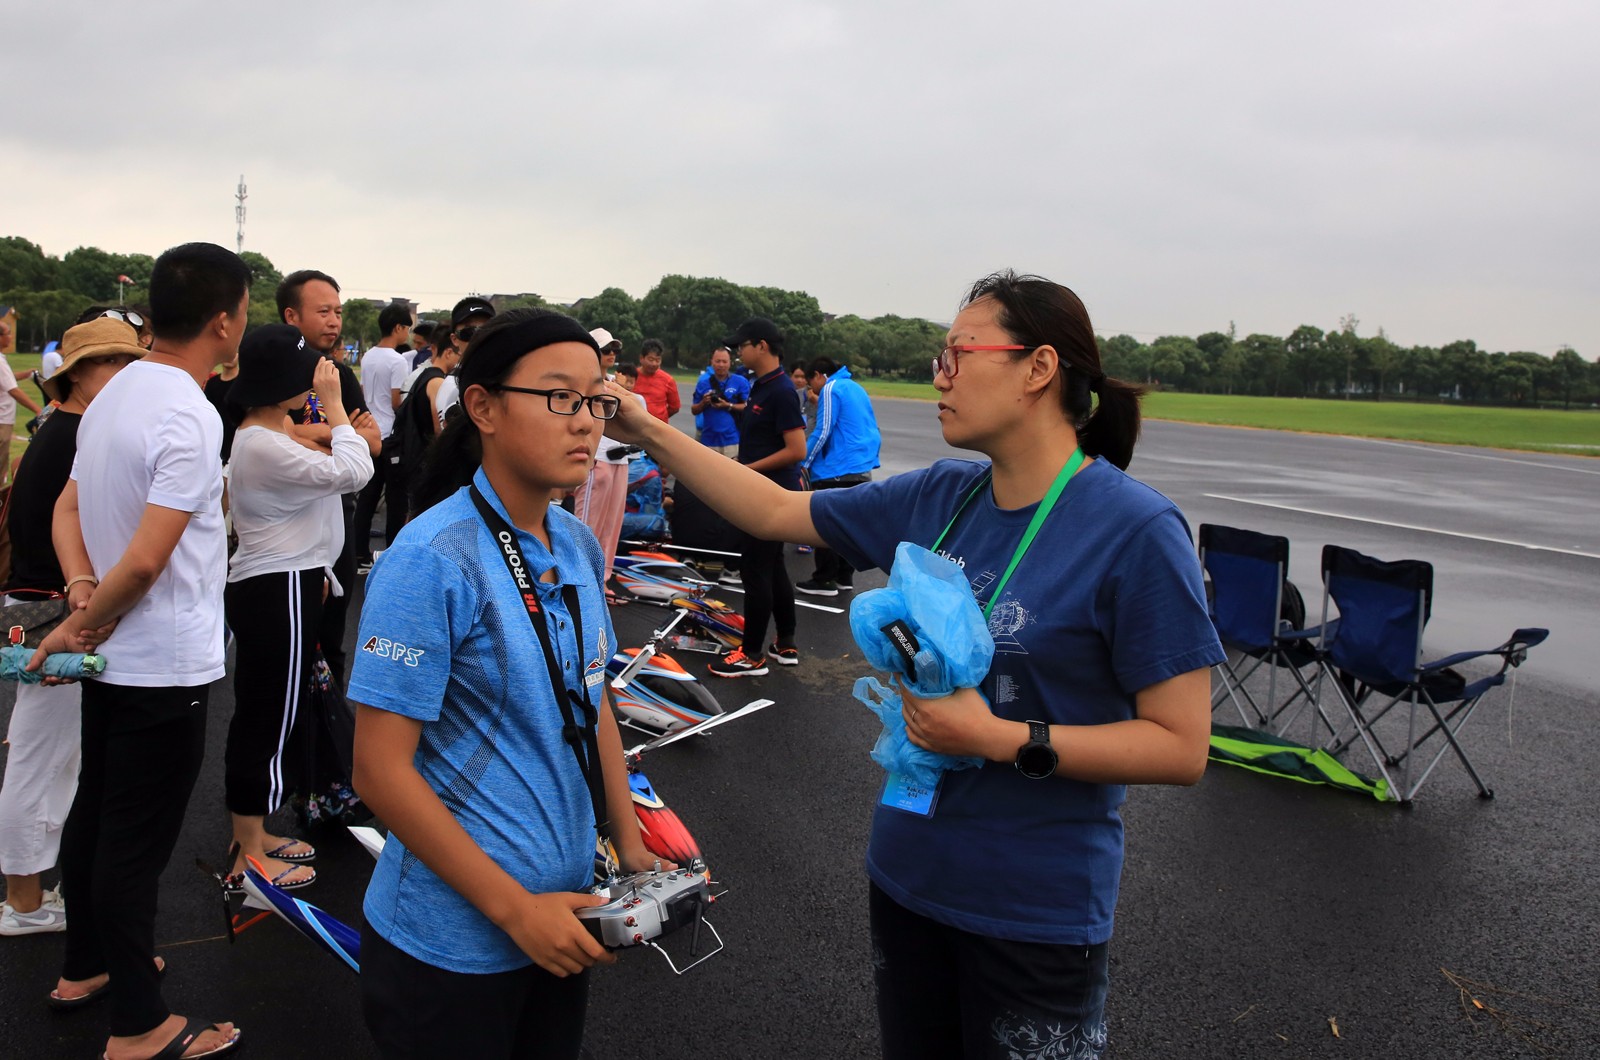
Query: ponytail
410,411,481,517
963,269,1147,469
1078,375,1143,470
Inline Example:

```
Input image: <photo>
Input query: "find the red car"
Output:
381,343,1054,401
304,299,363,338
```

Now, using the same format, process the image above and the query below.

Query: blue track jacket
802,365,881,481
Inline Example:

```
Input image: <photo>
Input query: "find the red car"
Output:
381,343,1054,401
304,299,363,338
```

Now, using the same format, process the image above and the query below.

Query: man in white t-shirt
353,302,413,568
39,345,64,381
0,346,43,484
31,242,248,1060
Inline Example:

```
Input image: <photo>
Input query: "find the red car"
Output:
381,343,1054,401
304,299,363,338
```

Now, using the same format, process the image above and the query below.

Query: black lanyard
469,484,610,845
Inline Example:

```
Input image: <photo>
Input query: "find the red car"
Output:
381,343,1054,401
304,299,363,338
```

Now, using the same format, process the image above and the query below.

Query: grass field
855,377,1600,456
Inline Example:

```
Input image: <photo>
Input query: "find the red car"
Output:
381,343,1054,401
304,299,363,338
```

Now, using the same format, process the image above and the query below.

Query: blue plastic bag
849,542,993,789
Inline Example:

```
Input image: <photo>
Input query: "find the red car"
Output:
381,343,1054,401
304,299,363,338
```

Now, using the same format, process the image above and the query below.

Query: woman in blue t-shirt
603,271,1223,1059
348,309,663,1060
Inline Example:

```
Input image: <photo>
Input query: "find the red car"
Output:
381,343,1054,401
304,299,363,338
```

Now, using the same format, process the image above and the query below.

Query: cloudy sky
5,1,1597,354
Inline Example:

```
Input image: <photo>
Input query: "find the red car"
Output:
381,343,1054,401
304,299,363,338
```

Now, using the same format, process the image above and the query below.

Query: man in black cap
423,297,493,427
707,317,806,677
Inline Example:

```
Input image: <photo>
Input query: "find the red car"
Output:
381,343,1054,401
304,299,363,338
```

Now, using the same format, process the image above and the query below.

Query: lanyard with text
931,448,1086,620
469,485,610,847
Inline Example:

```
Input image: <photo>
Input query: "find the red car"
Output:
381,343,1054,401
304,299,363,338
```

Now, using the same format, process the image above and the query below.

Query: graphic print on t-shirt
961,567,1032,655
987,597,1032,655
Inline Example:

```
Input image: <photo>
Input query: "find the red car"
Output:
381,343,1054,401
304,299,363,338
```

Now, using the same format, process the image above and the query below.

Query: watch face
1016,742,1057,780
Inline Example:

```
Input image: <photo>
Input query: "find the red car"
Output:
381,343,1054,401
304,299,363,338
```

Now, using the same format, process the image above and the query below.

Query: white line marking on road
1143,419,1600,476
709,584,846,614
1352,438,1600,476
1203,495,1600,561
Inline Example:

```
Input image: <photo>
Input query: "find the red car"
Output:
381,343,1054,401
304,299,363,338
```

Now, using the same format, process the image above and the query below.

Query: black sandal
145,1015,242,1059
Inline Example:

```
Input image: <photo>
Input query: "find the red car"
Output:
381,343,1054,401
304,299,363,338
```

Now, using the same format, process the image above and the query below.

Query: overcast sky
5,0,1598,354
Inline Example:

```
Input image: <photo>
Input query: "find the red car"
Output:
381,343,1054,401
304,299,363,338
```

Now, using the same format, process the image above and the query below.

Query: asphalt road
3,401,1597,1059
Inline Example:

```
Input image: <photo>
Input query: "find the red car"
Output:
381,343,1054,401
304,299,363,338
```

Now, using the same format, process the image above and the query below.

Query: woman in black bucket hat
221,324,373,890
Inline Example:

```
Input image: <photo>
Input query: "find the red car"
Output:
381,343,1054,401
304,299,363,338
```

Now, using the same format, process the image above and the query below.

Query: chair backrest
1199,524,1287,652
1320,544,1434,686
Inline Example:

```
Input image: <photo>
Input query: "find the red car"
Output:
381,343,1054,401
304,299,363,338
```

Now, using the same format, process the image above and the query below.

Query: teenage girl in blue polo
348,309,661,1060
604,271,1223,1059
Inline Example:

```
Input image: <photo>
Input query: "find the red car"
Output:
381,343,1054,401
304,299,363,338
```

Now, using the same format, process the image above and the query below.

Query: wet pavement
3,405,1597,1058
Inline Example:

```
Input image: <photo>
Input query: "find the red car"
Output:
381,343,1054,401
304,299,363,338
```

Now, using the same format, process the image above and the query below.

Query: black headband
456,313,600,394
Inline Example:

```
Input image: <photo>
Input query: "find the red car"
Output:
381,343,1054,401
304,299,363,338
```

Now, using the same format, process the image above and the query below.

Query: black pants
869,883,1110,1060
739,534,795,654
808,472,871,585
59,683,209,1038
361,922,589,1060
318,492,358,688
224,569,320,816
353,435,407,561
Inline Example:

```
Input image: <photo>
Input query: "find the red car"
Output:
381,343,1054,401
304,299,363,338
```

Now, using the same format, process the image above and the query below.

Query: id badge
880,771,941,817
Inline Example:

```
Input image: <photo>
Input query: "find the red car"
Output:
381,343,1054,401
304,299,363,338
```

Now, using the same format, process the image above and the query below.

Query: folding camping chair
1312,544,1547,802
1199,524,1330,738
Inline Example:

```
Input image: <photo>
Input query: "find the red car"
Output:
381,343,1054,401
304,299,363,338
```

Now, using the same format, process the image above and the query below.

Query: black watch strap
1015,719,1058,780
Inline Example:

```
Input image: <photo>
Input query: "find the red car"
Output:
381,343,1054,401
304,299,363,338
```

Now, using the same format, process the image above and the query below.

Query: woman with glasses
602,271,1222,1059
349,309,660,1060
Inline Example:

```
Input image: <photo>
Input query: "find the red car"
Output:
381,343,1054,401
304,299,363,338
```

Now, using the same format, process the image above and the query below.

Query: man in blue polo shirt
797,356,881,596
708,318,806,677
690,347,749,457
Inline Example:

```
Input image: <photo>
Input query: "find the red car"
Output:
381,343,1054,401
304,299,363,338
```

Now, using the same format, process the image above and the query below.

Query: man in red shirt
632,338,680,423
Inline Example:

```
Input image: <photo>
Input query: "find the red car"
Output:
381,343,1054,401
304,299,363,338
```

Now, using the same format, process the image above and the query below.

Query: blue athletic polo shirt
811,457,1223,945
350,467,616,973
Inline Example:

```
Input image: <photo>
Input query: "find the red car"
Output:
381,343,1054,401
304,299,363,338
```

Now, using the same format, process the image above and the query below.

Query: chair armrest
1421,628,1549,674
1280,619,1336,644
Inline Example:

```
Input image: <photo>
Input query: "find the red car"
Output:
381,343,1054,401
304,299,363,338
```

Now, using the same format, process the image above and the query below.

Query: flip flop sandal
136,1015,242,1059
223,864,316,893
47,957,166,1010
264,839,316,862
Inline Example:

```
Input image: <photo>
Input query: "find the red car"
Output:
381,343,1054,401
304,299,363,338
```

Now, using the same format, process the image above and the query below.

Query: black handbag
0,590,68,649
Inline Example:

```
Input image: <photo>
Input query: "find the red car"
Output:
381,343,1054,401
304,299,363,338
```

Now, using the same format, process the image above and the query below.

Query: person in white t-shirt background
353,302,413,570
224,325,373,889
31,241,249,1060
0,341,43,483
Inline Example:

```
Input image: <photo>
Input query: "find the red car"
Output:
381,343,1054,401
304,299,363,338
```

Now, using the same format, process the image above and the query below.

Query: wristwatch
1014,720,1057,780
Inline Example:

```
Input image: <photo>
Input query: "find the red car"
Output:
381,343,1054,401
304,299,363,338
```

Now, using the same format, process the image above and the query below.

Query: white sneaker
40,887,65,912
0,901,67,935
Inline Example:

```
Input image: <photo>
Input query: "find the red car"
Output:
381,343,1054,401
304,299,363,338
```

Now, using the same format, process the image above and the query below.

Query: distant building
354,297,420,317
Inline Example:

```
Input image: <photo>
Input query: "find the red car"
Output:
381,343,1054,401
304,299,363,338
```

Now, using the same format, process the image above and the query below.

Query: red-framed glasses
933,344,1030,379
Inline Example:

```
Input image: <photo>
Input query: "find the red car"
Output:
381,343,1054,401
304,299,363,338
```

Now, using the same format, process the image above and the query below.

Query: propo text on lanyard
469,484,610,847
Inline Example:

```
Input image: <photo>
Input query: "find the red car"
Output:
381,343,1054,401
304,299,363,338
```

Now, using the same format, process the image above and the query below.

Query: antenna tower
235,176,248,254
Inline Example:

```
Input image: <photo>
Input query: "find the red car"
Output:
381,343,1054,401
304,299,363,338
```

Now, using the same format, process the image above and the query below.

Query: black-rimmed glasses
932,344,1030,380
489,385,622,419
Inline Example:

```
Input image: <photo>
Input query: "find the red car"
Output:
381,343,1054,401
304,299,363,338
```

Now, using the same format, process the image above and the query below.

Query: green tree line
5,236,1596,408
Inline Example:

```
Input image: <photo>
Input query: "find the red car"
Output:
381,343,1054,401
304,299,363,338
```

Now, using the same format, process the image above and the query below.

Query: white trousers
0,678,82,876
